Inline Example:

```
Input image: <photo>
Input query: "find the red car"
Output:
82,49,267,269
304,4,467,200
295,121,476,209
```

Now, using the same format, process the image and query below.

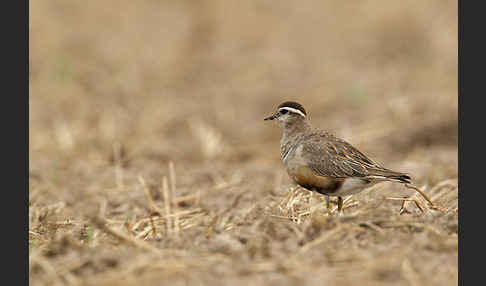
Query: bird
264,101,411,214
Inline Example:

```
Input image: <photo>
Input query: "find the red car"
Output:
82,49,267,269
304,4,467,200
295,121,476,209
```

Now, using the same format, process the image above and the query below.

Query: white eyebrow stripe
278,107,306,117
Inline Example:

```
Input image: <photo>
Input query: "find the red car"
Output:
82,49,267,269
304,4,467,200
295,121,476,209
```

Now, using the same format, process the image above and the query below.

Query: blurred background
29,0,457,285
30,0,457,182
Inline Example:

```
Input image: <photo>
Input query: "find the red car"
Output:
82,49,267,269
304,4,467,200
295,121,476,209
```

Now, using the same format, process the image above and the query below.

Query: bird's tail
386,173,411,184
368,168,411,184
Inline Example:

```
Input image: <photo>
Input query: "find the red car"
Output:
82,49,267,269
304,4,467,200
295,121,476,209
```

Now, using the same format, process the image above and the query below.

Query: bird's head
264,101,308,129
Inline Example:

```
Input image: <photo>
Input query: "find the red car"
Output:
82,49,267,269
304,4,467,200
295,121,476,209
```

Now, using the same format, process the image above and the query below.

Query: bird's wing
301,132,410,182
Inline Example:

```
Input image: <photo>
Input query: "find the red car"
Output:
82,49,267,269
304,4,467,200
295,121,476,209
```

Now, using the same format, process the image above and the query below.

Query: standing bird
264,101,411,214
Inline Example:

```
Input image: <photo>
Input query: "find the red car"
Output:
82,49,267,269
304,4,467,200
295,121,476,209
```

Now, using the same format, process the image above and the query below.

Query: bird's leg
337,196,344,215
325,195,332,215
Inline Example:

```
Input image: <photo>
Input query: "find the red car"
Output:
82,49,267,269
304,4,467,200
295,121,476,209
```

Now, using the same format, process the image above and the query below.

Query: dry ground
29,1,458,285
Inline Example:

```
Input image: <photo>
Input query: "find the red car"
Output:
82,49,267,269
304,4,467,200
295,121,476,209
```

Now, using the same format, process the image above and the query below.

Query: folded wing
302,132,411,183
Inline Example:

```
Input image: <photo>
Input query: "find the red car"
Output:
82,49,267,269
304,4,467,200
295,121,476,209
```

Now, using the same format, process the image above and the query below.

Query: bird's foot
337,197,344,216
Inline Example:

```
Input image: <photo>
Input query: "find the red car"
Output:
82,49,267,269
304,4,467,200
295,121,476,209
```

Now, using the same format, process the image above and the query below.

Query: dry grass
30,0,457,285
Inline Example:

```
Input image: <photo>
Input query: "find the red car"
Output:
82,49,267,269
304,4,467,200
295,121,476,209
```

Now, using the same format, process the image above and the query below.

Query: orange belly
287,165,344,192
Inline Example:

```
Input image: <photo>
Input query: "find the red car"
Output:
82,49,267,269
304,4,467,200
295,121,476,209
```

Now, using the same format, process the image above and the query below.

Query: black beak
264,113,277,121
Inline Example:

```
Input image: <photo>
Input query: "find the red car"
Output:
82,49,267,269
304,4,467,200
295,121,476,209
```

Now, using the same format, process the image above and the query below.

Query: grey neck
281,118,311,139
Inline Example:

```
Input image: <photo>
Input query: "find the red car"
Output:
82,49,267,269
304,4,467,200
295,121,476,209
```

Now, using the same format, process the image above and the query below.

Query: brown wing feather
302,131,411,183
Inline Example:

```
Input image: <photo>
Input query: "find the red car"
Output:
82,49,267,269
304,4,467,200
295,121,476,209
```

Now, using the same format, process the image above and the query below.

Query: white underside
331,178,378,196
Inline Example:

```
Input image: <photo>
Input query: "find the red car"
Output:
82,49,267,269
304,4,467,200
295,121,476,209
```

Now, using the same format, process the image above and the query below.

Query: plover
264,101,411,214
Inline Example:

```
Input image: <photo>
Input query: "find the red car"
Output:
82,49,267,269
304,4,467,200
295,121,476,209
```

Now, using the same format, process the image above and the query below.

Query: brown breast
288,164,344,192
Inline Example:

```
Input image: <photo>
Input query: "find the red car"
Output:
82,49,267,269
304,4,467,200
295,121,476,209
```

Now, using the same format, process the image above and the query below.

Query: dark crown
277,101,307,115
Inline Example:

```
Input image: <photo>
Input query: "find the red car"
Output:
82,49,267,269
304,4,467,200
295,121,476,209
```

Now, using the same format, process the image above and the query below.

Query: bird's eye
280,109,288,115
